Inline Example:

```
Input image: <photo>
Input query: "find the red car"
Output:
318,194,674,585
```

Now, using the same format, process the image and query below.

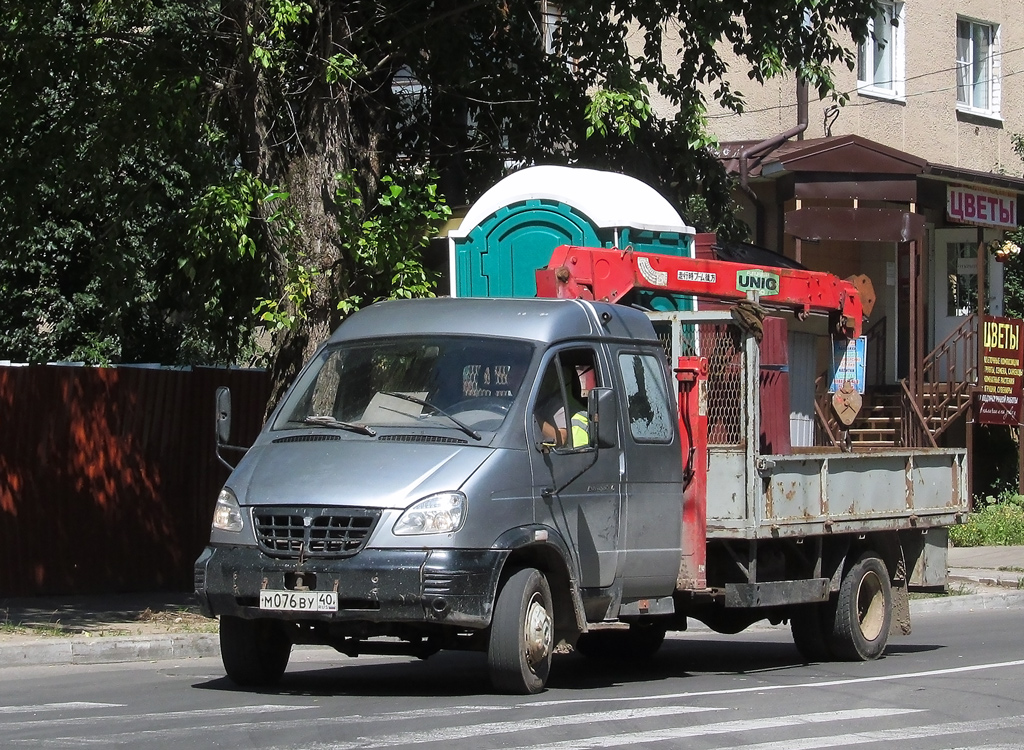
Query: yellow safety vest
570,411,589,448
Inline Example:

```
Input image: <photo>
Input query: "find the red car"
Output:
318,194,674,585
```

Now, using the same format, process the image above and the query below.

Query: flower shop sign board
977,315,1024,426
947,185,1017,229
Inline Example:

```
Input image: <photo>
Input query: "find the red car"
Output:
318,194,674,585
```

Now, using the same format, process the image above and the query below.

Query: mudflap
890,579,911,636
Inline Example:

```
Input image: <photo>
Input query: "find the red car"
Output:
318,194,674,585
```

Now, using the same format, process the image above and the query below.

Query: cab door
614,349,683,598
529,346,622,589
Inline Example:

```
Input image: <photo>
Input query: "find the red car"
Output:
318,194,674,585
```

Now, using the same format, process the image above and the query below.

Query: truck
194,245,967,694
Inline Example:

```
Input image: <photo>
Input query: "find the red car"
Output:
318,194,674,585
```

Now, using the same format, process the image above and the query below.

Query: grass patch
950,495,1024,547
910,582,976,599
0,618,71,638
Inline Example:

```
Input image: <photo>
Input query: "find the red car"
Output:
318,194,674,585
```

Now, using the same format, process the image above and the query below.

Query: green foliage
334,170,452,312
249,0,312,71
325,54,366,85
1,0,882,373
0,0,260,365
585,86,653,143
1000,134,1024,319
950,495,1024,547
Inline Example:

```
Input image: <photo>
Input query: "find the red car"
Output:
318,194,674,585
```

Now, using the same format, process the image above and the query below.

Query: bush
950,496,1024,547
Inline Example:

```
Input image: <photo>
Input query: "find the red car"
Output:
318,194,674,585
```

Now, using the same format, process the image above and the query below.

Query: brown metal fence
0,365,270,597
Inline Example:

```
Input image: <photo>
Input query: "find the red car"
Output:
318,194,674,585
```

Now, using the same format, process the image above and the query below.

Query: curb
909,590,1024,615
0,633,219,668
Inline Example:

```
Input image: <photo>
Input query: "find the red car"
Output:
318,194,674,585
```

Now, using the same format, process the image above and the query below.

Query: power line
706,42,1024,120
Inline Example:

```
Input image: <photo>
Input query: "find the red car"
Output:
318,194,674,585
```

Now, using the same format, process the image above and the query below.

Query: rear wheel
220,616,292,687
575,623,667,660
487,568,553,694
828,552,892,661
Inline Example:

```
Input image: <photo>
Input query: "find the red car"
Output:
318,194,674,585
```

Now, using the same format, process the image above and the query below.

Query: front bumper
194,545,508,629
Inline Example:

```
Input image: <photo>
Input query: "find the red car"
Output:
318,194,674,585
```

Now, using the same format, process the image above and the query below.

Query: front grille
252,506,380,558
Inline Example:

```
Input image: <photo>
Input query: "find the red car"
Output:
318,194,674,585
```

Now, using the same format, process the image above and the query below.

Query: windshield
275,336,535,434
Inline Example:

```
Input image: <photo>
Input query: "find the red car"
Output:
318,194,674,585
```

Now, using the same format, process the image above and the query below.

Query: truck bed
706,446,968,539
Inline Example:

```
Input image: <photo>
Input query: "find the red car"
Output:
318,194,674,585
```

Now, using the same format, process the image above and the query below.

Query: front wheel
828,552,892,661
487,568,554,694
220,616,292,687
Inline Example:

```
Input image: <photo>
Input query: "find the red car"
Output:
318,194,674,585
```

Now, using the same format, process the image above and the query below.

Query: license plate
259,590,338,612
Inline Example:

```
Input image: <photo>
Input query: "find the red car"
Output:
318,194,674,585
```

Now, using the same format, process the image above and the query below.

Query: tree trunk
219,1,396,416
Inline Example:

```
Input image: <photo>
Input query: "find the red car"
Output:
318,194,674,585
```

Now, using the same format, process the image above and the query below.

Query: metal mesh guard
655,318,744,446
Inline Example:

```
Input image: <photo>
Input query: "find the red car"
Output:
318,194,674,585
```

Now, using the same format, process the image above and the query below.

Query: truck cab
195,296,687,693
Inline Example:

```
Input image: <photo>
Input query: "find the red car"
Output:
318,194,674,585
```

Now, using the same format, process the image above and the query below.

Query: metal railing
900,379,938,448
911,314,977,441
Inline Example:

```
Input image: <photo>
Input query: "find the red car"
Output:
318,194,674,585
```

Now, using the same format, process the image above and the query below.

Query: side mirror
214,386,248,470
588,387,617,449
216,386,232,445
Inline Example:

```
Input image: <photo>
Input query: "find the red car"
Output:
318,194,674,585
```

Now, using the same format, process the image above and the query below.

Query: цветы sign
976,316,1024,426
947,185,1017,229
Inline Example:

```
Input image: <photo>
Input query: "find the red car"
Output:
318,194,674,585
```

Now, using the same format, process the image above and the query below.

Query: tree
0,1,264,365
208,0,879,404
1,0,880,395
999,134,1024,319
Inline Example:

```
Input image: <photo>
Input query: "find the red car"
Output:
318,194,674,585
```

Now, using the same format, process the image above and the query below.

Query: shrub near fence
0,365,270,597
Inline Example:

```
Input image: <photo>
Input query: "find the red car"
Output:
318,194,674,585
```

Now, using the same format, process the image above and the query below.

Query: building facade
647,1,1024,457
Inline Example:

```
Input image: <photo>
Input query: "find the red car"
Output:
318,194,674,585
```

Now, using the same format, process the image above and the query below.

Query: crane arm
535,245,872,339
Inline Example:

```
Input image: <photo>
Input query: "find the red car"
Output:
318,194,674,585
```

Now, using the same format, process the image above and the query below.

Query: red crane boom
535,245,874,339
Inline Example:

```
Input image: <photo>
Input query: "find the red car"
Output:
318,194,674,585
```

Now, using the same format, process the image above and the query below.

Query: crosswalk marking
24,704,725,746
701,714,1024,750
505,708,923,750
0,704,312,732
0,703,123,715
303,704,726,749
11,702,1024,750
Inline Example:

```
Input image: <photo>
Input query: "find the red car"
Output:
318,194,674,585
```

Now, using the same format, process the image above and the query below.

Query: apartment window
956,17,1000,116
857,2,904,98
538,0,562,55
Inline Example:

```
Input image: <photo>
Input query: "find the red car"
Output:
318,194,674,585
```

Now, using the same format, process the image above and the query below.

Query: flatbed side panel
707,448,967,539
705,449,748,525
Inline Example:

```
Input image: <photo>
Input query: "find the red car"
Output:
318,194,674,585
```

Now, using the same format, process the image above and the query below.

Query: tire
220,616,292,687
828,552,892,661
487,568,554,694
575,623,667,660
624,622,667,658
790,602,833,662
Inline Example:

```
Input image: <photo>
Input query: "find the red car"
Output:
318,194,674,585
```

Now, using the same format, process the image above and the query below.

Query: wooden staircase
817,315,977,450
848,391,901,447
844,385,971,448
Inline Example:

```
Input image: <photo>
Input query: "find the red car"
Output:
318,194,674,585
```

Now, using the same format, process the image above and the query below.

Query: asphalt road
3,608,1024,749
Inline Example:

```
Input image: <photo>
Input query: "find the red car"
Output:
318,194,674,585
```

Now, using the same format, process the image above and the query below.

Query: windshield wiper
303,415,376,436
380,391,481,441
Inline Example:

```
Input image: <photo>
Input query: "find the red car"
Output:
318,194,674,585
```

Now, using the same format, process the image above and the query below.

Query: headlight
393,492,466,536
212,487,244,532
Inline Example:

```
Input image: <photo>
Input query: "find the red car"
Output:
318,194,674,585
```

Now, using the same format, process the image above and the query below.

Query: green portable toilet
448,166,696,310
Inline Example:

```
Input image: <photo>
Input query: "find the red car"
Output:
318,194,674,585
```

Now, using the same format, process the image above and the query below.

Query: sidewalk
1,546,1022,668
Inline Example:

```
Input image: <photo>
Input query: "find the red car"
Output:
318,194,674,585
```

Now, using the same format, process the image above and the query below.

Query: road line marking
0,703,123,715
32,705,725,747
0,704,312,731
525,658,1024,708
694,715,1024,750
506,708,923,750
